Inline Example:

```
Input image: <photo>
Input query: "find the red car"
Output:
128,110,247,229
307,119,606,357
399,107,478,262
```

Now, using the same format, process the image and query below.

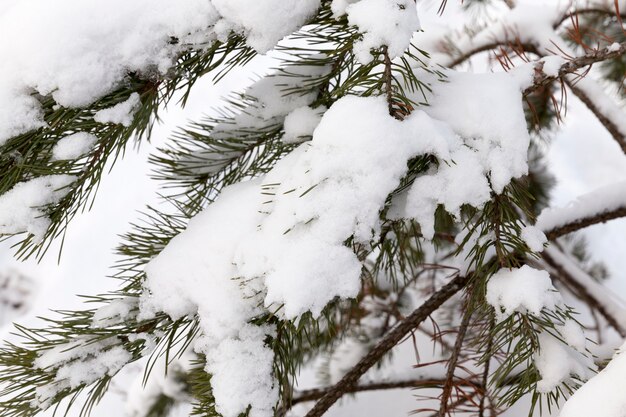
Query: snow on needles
486,265,562,320
51,132,98,161
0,0,322,145
347,0,420,64
486,266,595,391
0,175,75,241
141,66,535,415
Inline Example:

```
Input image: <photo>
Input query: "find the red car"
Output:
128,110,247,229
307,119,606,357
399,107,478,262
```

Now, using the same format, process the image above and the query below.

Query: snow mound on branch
93,93,141,127
391,70,531,238
212,0,320,53
536,180,626,234
534,329,595,393
347,0,421,64
559,341,626,417
486,265,562,320
33,337,132,408
51,132,98,161
0,0,322,144
422,71,530,194
0,175,75,241
141,95,464,417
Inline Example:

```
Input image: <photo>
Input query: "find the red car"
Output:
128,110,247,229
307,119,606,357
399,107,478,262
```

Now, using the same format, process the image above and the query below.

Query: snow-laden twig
537,181,626,240
543,246,626,337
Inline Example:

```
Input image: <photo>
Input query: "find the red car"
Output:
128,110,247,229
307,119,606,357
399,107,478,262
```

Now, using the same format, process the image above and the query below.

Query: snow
534,331,595,393
608,42,622,52
0,175,75,241
347,0,421,64
211,0,320,52
282,105,325,144
55,345,131,388
486,265,562,320
91,297,137,328
536,180,626,233
391,69,531,238
33,337,132,407
140,95,478,417
559,341,626,417
421,71,531,193
93,93,141,127
331,0,359,17
521,225,547,252
0,0,219,145
51,132,98,161
541,55,566,77
0,0,324,145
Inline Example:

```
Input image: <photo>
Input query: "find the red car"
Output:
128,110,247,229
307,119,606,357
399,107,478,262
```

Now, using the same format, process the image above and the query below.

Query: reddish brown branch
522,41,626,96
438,308,473,417
303,274,470,417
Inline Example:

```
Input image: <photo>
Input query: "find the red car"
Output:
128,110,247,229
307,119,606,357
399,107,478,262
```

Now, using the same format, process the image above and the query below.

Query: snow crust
486,265,562,320
0,175,75,241
51,132,98,161
346,0,421,64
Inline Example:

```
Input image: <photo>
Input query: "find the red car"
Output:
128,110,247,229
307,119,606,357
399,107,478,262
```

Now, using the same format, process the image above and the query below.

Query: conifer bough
0,1,626,417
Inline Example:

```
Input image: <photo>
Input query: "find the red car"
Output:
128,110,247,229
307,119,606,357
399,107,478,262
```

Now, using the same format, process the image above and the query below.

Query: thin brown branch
438,307,473,417
382,46,397,118
293,378,455,405
522,41,626,96
556,7,626,28
303,274,470,417
478,316,495,417
543,206,626,240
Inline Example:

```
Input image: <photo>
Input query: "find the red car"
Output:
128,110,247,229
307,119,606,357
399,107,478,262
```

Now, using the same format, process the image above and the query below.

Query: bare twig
438,307,473,417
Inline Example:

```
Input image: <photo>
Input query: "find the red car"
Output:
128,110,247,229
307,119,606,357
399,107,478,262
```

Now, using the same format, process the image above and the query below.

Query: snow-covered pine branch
0,1,625,417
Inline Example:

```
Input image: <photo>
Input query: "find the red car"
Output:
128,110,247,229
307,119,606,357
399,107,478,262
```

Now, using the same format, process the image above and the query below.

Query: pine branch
303,273,470,417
